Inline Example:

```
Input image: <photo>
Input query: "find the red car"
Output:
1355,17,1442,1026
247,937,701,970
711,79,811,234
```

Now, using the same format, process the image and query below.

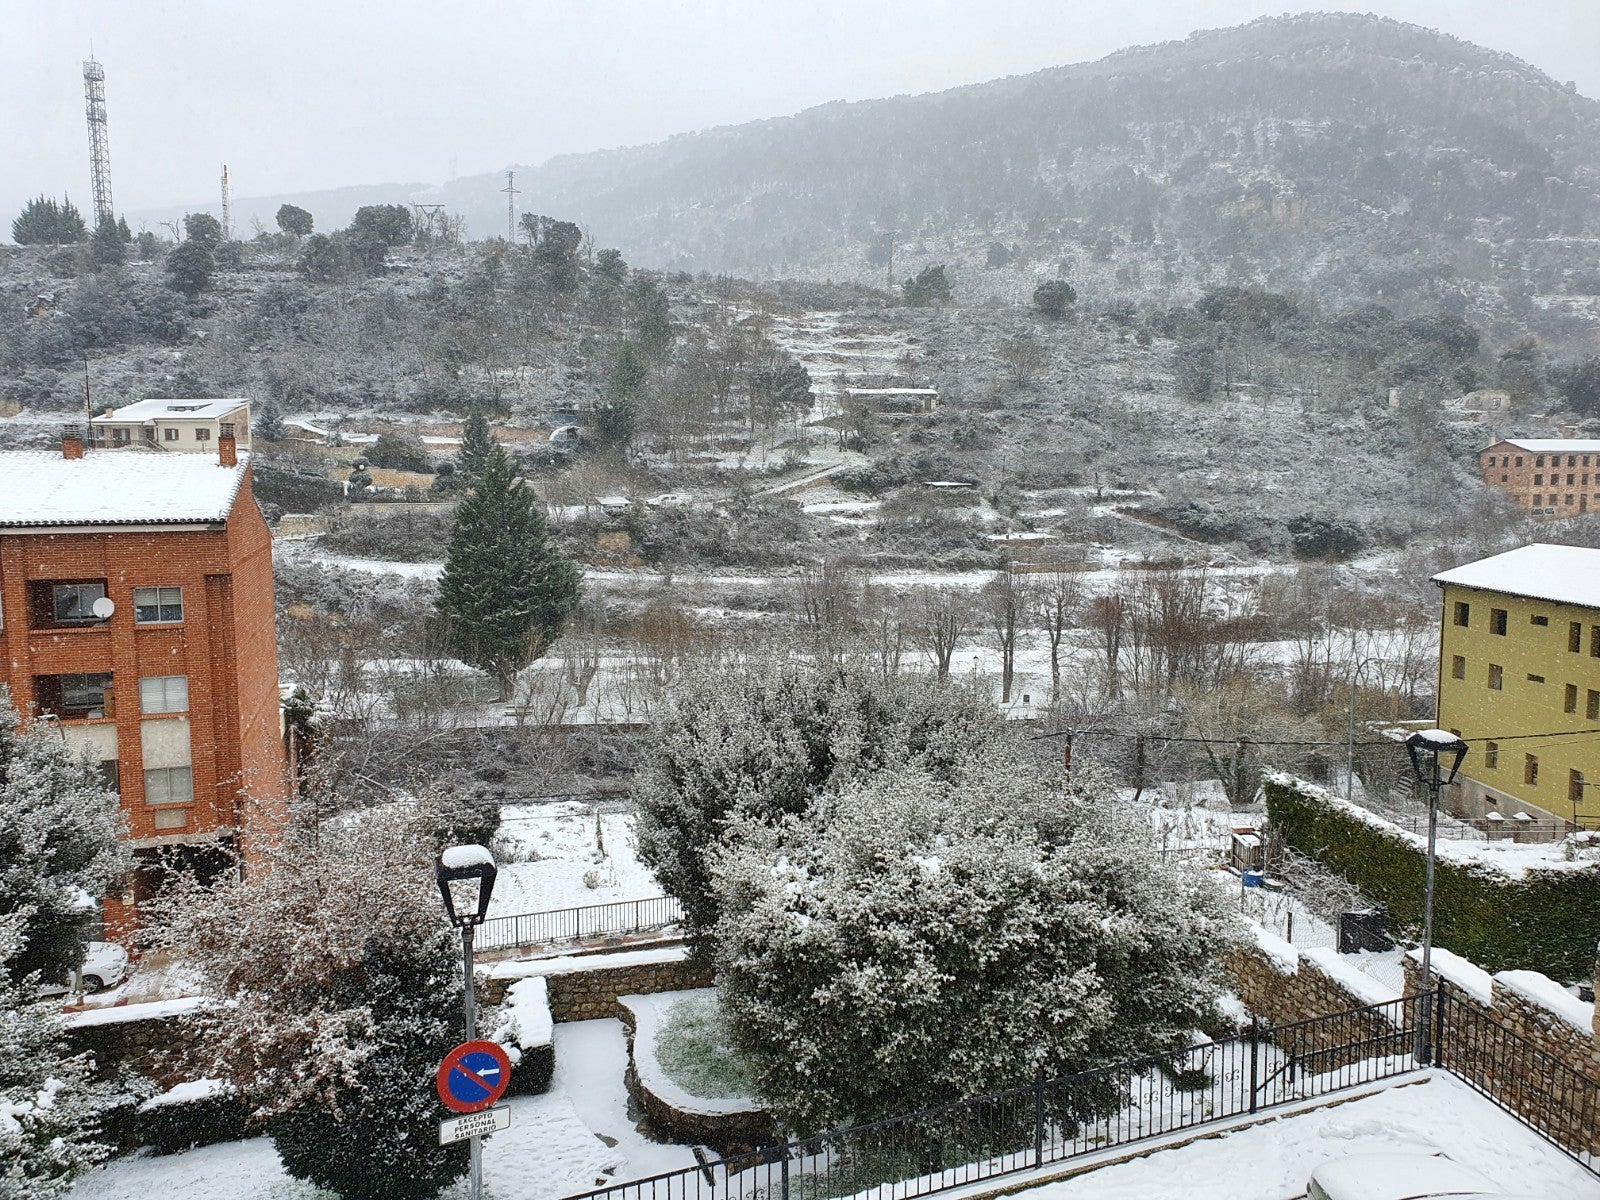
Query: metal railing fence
477,895,684,953
562,995,1419,1200
1437,988,1599,1169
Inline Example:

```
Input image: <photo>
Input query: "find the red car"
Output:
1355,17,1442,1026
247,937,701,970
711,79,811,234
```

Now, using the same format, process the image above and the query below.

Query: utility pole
501,171,519,243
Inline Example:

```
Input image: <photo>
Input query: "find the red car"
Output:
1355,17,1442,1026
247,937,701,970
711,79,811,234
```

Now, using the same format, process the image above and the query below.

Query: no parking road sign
436,1040,512,1115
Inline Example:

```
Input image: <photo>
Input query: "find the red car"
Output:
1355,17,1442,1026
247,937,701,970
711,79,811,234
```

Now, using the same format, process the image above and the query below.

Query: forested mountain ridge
476,12,1600,343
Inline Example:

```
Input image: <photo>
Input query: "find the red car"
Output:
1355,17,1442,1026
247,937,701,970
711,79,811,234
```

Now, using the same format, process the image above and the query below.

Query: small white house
91,398,252,453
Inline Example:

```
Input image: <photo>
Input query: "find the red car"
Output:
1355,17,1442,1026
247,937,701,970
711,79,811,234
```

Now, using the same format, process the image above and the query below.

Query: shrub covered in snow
148,802,468,1200
0,692,128,987
0,914,132,1197
710,760,1238,1133
634,664,1003,946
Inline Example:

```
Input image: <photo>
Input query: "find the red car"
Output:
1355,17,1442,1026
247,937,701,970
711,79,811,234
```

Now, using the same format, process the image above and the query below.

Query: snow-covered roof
0,450,250,529
1432,543,1600,609
91,398,249,423
1498,438,1600,453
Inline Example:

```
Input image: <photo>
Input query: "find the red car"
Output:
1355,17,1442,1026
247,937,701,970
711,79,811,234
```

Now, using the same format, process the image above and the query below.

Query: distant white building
91,398,252,453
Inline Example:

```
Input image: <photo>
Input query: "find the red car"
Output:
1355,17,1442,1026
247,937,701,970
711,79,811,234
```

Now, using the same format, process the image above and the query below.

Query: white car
38,941,130,996
645,492,690,509
1307,1153,1541,1200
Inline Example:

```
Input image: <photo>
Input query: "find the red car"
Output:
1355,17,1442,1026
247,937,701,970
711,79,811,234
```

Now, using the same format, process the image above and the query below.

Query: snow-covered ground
68,1018,697,1200
491,803,659,917
1014,1072,1600,1200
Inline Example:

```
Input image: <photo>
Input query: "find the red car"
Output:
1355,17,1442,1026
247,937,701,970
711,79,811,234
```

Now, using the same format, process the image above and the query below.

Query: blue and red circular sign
436,1039,512,1114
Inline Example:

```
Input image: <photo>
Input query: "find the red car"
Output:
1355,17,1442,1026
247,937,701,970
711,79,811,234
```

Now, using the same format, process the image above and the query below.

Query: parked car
37,941,129,996
1307,1152,1538,1200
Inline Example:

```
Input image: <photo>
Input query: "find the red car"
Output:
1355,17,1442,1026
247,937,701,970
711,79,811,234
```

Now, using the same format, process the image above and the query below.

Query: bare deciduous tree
916,586,970,681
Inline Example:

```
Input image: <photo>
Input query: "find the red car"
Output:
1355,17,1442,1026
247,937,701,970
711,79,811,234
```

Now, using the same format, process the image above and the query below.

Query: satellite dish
91,597,115,620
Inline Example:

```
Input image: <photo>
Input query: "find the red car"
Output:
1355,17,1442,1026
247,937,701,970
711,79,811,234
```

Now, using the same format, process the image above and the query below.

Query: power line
1031,725,1600,748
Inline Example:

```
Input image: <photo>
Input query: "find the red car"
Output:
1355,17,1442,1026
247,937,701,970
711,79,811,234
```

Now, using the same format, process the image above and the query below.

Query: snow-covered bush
634,664,1002,945
0,692,128,987
149,803,468,1200
711,760,1237,1133
0,914,130,1198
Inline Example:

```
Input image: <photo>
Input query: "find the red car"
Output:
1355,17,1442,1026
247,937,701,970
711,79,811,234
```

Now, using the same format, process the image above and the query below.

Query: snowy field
490,803,660,916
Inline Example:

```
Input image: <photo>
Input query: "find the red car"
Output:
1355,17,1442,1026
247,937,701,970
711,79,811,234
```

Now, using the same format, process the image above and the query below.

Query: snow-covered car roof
1308,1152,1495,1200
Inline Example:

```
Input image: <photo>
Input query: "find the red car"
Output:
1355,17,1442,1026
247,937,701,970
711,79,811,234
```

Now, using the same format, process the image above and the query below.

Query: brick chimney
61,425,84,460
218,422,237,467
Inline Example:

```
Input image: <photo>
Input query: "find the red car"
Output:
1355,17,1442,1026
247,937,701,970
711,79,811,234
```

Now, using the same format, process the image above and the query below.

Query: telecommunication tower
221,165,232,240
501,171,520,242
82,56,114,227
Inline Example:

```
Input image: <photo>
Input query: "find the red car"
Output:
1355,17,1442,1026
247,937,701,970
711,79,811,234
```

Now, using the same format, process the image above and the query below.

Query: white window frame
139,676,189,715
133,586,183,624
143,765,194,806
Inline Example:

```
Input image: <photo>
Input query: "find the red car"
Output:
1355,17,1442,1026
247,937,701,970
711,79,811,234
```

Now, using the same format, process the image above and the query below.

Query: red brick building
0,426,287,936
1479,438,1600,517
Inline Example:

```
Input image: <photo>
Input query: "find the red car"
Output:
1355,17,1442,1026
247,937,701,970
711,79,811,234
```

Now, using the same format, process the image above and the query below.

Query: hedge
1264,774,1600,979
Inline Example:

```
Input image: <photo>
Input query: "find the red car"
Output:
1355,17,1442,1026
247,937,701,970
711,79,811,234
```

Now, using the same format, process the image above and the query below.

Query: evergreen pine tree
434,445,580,694
254,399,286,442
594,340,647,452
89,216,125,268
10,196,88,246
0,694,128,987
456,410,496,482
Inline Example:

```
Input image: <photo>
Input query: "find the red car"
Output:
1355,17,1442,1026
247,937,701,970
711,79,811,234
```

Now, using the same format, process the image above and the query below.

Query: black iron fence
477,896,684,953
1437,988,1599,1169
562,995,1419,1200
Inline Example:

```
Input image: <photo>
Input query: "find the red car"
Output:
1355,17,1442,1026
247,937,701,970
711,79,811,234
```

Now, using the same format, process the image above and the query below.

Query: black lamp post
435,844,498,1200
1403,728,1468,1065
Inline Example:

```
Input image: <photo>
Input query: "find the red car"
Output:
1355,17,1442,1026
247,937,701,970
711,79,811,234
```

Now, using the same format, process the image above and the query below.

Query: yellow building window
1491,608,1508,635
1525,754,1539,786
1571,622,1583,653
1591,625,1600,658
1589,690,1599,721
1531,614,1549,627
1451,656,1466,680
1454,602,1470,627
1566,684,1579,713
1488,664,1503,690
1570,770,1585,808
1485,741,1499,769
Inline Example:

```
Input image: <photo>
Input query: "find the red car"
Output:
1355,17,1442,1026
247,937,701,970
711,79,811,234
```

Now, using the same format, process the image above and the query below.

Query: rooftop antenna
501,170,519,242
221,164,232,241
82,53,114,228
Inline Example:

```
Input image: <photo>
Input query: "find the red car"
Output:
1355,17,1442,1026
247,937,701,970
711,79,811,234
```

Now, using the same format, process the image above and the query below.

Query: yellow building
1434,544,1600,828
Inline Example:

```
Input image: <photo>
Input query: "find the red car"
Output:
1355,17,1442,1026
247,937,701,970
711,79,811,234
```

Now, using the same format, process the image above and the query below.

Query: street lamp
1403,728,1468,1065
435,844,498,1200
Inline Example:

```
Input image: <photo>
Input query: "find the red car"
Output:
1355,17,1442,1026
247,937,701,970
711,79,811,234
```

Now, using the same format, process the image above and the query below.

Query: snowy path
68,1018,698,1200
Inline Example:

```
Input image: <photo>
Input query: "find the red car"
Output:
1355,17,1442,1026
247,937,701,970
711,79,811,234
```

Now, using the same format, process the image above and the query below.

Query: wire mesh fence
477,896,684,953
561,997,1420,1200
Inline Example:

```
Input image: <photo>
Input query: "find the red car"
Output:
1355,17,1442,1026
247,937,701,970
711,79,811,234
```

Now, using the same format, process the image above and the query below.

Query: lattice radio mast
502,170,520,242
82,55,114,228
220,165,232,240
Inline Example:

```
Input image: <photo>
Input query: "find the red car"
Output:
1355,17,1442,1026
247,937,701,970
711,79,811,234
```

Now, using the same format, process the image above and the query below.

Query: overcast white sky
6,0,1599,228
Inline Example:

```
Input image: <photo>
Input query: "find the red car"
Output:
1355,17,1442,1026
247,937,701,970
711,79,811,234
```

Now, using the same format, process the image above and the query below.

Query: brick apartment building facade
1479,437,1600,517
0,426,287,935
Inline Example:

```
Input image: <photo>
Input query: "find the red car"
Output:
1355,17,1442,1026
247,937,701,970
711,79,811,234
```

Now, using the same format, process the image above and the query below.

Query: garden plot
490,802,660,917
621,989,760,1116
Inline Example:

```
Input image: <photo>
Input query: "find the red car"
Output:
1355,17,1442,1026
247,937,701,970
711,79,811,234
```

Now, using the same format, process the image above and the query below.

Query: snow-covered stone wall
1228,923,1413,1074
481,944,713,1020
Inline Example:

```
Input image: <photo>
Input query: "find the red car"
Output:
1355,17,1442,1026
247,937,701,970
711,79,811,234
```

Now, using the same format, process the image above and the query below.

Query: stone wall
481,947,713,1019
63,1001,203,1084
1403,953,1600,1156
1226,941,1412,1073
